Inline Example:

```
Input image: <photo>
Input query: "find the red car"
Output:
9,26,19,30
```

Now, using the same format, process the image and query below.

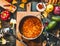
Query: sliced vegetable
19,3,25,9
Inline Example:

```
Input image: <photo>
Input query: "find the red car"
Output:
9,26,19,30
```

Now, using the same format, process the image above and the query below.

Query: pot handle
36,13,44,28
36,13,42,20
36,12,46,20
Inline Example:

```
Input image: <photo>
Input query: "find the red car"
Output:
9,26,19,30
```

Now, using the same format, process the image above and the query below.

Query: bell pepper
43,4,54,18
1,10,10,21
46,4,54,13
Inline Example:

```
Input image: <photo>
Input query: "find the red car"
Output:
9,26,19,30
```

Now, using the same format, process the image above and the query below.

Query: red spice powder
38,4,44,9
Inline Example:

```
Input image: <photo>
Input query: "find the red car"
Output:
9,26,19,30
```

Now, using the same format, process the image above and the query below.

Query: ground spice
38,4,44,9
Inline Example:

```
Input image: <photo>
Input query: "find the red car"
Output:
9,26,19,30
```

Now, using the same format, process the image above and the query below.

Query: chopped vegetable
12,0,17,4
19,3,25,9
9,6,13,11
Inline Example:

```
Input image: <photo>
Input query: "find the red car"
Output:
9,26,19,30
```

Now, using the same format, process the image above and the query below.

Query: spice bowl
36,2,46,12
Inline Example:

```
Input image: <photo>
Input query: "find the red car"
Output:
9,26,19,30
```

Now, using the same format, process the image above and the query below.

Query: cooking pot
19,15,44,40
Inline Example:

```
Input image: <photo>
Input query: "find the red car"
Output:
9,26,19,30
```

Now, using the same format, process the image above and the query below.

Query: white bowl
36,3,46,12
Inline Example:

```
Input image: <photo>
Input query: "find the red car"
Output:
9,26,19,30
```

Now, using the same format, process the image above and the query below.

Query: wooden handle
27,3,31,12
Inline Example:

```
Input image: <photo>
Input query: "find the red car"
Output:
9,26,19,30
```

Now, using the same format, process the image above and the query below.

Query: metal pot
19,15,44,40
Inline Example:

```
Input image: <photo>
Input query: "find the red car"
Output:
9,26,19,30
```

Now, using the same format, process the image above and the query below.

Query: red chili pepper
4,4,11,7
4,5,16,9
1,10,10,21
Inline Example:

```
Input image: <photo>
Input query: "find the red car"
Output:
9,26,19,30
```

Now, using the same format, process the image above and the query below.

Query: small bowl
36,2,46,12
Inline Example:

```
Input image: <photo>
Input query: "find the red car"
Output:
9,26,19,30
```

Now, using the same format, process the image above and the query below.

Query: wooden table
16,3,41,46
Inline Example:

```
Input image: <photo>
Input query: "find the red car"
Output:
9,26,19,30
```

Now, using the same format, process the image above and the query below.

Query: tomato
1,10,10,21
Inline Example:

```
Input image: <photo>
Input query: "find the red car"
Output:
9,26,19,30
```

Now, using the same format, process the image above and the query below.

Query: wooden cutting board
0,0,17,13
16,3,41,46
